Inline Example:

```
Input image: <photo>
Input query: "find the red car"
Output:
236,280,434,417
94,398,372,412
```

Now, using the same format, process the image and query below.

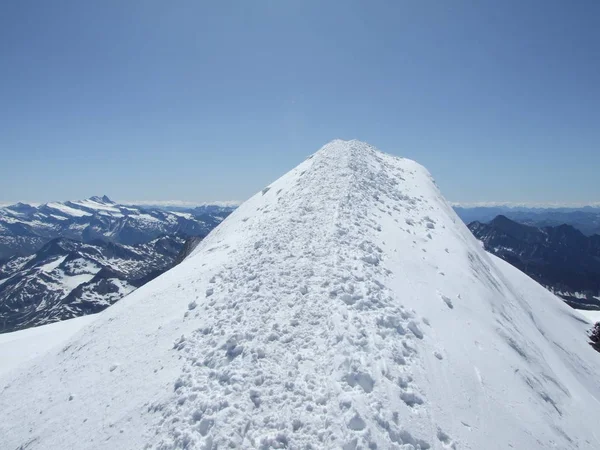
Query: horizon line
2,199,600,209
0,199,243,208
450,201,600,208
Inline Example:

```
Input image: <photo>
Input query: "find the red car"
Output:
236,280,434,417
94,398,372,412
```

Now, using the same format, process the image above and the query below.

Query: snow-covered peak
88,195,115,204
308,139,397,164
1,140,599,450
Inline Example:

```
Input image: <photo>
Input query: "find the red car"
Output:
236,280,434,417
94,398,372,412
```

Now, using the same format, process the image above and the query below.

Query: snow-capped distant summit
5,202,38,212
1,140,599,449
87,195,115,204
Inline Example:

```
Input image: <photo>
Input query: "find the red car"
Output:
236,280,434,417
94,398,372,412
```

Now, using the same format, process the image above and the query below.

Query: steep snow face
1,140,600,450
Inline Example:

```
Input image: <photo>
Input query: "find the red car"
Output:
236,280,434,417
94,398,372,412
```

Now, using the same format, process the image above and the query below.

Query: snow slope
579,309,600,324
0,314,98,376
1,140,600,449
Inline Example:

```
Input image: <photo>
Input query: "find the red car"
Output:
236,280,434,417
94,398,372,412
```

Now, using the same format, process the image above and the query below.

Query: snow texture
0,314,98,376
579,309,600,324
1,140,600,450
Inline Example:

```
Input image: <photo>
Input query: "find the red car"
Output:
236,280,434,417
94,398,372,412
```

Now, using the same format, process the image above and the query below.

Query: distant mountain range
455,205,600,236
0,195,234,261
469,215,600,310
5,196,600,332
0,196,235,333
0,235,187,333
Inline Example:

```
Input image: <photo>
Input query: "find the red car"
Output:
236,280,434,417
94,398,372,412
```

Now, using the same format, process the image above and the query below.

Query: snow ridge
153,141,435,449
1,140,600,450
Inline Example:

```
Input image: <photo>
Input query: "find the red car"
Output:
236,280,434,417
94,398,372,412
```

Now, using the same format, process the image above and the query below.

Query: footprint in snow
439,293,453,309
400,390,424,407
437,428,457,449
407,321,424,339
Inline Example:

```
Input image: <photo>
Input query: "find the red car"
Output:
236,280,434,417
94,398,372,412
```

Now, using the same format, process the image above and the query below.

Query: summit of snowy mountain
1,140,600,449
88,195,115,204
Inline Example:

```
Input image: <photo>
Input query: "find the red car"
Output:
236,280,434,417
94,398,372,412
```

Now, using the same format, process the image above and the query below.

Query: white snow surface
1,140,600,450
46,202,93,217
38,255,67,273
579,309,600,324
0,314,98,376
72,198,122,213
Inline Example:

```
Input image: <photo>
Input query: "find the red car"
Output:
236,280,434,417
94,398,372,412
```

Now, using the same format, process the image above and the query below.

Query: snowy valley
1,140,599,449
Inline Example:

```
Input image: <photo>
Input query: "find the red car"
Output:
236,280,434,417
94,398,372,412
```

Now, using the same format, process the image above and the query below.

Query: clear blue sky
1,1,599,205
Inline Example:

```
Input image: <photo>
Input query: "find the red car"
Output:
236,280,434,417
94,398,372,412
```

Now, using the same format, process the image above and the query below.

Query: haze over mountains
1,140,599,450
